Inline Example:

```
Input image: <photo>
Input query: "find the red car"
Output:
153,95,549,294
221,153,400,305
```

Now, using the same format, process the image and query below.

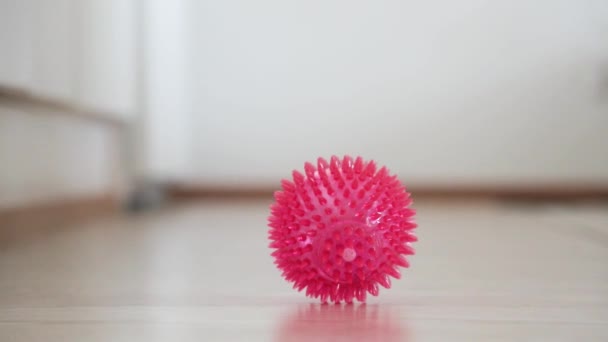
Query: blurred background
1,0,607,212
1,1,608,340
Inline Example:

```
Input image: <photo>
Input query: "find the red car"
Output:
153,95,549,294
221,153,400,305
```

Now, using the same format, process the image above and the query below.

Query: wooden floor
1,197,607,341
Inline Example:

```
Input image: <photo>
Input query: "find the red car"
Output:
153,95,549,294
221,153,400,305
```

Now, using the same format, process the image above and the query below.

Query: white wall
137,0,194,181
188,1,608,188
75,0,137,117
0,0,196,205
0,0,136,209
0,0,137,120
0,0,33,90
29,0,78,103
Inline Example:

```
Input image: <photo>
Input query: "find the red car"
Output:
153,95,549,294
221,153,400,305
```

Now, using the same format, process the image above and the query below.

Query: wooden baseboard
0,195,122,246
407,185,608,200
167,184,608,201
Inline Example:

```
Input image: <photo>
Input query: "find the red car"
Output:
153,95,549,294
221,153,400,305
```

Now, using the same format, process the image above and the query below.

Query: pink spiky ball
268,156,417,303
